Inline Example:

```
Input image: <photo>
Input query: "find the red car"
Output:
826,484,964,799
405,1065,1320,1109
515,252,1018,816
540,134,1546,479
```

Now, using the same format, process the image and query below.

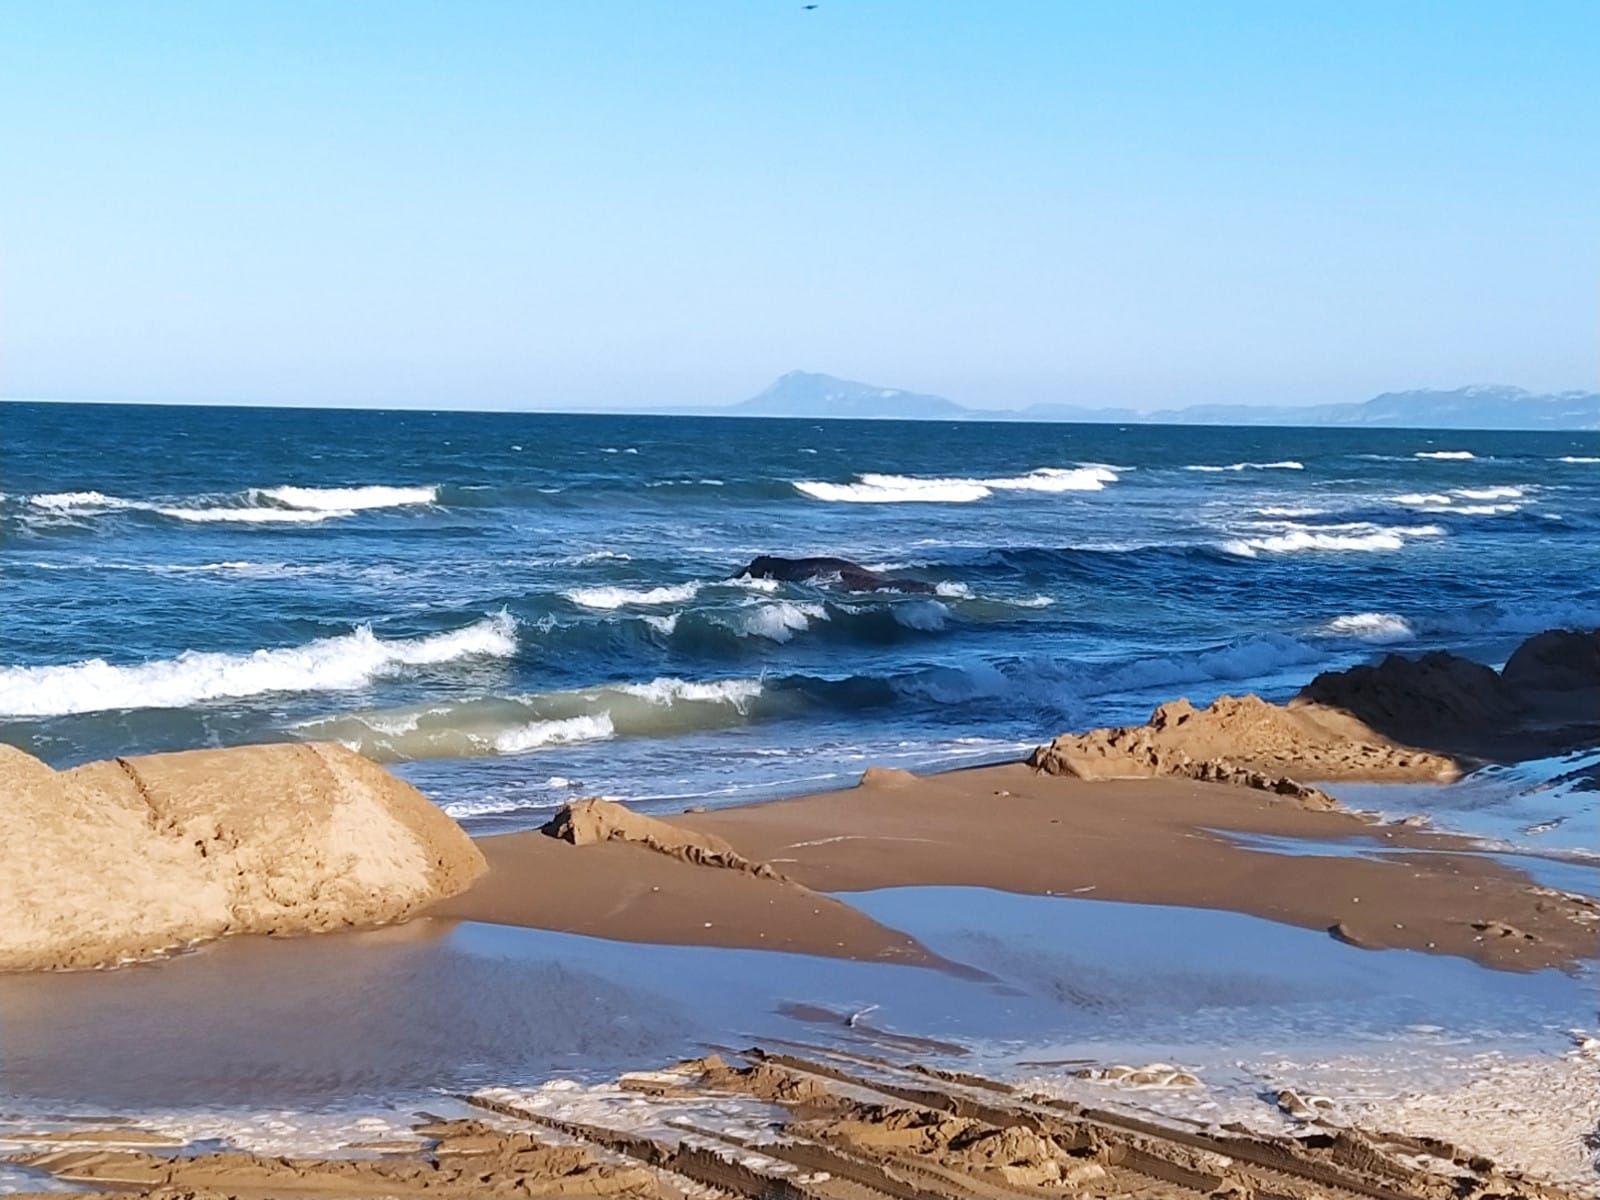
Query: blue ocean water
3,401,1597,833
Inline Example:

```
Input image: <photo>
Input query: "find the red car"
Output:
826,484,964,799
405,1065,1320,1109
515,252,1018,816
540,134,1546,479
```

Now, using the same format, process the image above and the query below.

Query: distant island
711,370,1599,431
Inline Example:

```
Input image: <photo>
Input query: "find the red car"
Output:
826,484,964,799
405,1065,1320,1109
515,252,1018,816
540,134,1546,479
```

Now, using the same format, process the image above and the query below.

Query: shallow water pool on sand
0,884,1585,1119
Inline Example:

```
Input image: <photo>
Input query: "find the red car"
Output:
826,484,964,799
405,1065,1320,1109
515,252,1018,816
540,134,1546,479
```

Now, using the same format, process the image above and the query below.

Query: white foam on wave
1256,505,1328,517
255,484,438,511
1392,485,1527,515
640,613,680,635
983,466,1120,492
1316,612,1416,643
1185,461,1304,472
0,613,518,717
158,505,352,524
616,676,765,708
564,582,701,609
492,713,614,754
737,600,828,642
1415,450,1476,460
795,476,990,503
794,465,1118,504
298,674,770,761
25,483,435,524
1223,523,1445,556
28,490,138,511
891,599,951,631
1557,456,1600,464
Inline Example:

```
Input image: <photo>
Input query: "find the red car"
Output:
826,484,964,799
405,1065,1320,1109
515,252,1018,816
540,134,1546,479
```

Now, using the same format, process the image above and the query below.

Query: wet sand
10,1047,1594,1200
436,763,1600,972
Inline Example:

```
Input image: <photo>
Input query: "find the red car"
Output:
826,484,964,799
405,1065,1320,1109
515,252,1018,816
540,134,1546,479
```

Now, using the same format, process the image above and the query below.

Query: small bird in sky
803,4,818,9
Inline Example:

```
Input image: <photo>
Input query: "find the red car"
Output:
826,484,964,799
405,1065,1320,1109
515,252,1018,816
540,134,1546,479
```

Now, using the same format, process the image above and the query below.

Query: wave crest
794,465,1117,504
564,582,702,609
1316,612,1415,643
254,485,438,511
1184,460,1304,472
1223,523,1445,556
298,675,770,760
0,613,518,717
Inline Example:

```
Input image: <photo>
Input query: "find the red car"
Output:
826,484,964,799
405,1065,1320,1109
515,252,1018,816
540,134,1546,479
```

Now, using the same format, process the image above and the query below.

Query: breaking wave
0,613,518,717
1223,523,1446,556
23,483,439,525
1415,450,1476,460
1392,485,1528,515
1184,461,1304,472
297,675,770,760
1315,612,1416,643
794,465,1118,503
732,600,830,642
564,581,702,609
253,484,438,511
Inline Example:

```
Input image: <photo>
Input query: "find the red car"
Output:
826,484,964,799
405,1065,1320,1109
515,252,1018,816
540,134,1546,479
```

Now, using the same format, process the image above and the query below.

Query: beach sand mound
541,796,779,877
1028,693,1455,804
1031,629,1600,796
0,742,485,972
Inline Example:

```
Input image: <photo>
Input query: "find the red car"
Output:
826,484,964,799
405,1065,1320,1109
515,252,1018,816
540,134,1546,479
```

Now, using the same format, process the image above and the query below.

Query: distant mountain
730,371,968,420
725,375,1599,431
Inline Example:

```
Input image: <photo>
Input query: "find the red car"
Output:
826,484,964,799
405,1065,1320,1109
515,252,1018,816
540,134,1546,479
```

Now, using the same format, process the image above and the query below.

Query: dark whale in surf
735,555,936,594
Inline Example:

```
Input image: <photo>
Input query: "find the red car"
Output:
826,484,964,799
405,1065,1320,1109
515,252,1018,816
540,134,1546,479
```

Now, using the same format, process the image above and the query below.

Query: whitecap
28,490,139,512
564,582,701,609
158,505,353,524
1415,450,1476,460
254,484,438,511
1393,485,1526,515
1557,456,1599,464
1184,460,1304,472
737,600,828,642
1223,524,1445,556
492,713,614,754
795,476,991,503
794,465,1116,504
1316,612,1415,643
616,677,764,707
0,612,518,717
891,599,950,631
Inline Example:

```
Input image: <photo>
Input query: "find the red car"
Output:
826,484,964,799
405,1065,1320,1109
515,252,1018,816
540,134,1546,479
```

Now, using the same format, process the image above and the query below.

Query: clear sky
1,1,1595,412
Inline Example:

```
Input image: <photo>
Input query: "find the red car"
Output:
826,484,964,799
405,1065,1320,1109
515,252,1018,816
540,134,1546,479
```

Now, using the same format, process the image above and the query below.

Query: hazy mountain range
723,371,1599,431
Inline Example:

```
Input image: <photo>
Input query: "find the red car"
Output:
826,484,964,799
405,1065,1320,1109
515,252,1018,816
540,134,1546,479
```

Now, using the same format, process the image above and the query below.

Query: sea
3,400,1597,846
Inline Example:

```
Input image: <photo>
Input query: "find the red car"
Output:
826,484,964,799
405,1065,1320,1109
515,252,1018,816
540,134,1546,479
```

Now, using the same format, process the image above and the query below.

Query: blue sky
1,2,1595,411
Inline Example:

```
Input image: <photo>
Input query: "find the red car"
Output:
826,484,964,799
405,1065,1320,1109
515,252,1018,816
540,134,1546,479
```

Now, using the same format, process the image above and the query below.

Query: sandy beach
6,4,1598,1193
2,629,1596,1197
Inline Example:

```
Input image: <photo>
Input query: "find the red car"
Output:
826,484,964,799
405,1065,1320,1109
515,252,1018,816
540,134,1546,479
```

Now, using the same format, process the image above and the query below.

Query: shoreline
435,759,1600,974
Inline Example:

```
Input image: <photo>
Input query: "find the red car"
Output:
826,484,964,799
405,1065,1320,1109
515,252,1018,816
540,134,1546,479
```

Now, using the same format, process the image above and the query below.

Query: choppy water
3,401,1597,836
